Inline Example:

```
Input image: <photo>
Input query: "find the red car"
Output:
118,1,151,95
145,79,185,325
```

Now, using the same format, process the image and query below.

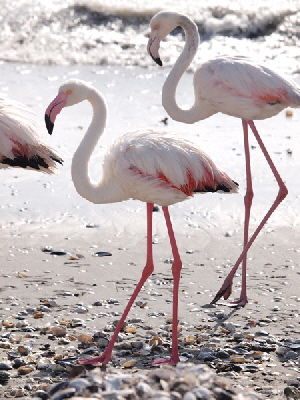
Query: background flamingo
147,10,300,306
0,97,62,172
45,78,238,366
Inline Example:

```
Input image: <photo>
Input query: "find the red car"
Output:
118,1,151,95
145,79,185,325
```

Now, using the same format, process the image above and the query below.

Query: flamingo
45,78,238,366
0,97,62,172
147,10,300,306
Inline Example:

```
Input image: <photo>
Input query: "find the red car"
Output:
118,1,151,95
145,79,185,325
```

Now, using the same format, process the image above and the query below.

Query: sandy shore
0,62,299,399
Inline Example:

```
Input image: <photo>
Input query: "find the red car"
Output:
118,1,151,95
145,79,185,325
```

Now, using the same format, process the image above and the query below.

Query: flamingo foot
210,282,233,305
227,296,248,308
78,351,112,366
151,357,179,366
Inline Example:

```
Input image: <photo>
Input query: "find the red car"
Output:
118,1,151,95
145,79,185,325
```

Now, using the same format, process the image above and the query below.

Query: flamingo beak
147,34,163,67
45,92,68,135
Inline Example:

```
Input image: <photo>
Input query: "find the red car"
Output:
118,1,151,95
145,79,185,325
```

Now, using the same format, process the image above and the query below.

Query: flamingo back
194,56,300,120
0,98,62,172
103,129,238,206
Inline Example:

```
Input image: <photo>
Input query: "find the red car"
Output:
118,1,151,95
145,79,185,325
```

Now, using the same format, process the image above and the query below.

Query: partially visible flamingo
45,78,238,366
147,10,300,306
0,97,62,172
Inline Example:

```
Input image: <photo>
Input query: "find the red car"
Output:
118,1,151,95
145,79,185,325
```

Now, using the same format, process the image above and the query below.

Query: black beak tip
150,52,163,67
155,57,163,67
45,114,54,135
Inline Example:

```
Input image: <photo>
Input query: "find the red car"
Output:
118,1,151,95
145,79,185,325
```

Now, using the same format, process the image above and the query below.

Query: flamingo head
147,11,186,67
45,79,93,134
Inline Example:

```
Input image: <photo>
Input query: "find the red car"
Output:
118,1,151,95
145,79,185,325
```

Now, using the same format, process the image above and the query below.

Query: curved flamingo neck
162,15,215,123
71,89,127,204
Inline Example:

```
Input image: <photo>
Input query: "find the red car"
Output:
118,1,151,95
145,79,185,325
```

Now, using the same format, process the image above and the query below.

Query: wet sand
0,63,299,399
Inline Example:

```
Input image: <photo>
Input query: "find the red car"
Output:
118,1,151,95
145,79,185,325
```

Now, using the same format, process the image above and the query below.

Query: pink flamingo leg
219,120,253,306
79,203,155,366
152,206,181,366
211,119,288,306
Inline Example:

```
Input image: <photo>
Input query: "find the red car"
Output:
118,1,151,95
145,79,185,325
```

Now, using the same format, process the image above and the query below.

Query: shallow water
0,0,300,74
0,63,299,234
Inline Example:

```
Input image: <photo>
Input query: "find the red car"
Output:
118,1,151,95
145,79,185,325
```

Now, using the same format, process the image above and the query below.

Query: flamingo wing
0,98,62,172
104,129,238,206
195,56,300,120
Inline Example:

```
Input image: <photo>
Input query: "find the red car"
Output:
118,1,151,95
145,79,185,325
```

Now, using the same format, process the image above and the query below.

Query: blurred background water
0,0,299,74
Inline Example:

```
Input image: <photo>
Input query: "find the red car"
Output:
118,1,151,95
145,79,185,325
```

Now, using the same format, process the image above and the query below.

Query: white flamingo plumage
147,10,300,306
45,78,238,366
0,97,62,172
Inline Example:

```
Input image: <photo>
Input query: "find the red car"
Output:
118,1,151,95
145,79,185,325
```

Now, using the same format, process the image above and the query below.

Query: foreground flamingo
45,78,238,366
0,97,62,172
147,10,300,306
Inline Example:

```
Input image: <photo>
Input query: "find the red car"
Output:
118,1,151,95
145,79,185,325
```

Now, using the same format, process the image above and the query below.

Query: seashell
69,377,90,391
31,390,49,399
18,366,34,375
97,337,109,348
50,326,67,337
50,251,67,256
42,299,58,307
59,320,71,326
0,343,11,349
184,335,196,344
93,300,103,306
9,337,21,344
118,342,132,350
168,325,182,332
77,334,93,343
58,338,70,345
136,381,154,397
244,365,259,373
131,341,144,349
48,381,69,396
67,335,77,341
86,223,99,228
2,321,15,328
50,387,76,400
286,109,293,117
53,355,63,362
10,388,25,397
150,336,163,346
285,350,298,360
93,251,112,257
17,271,27,278
0,363,12,370
11,359,25,368
50,364,68,373
108,298,120,304
73,306,88,314
248,351,263,359
121,360,137,368
0,371,10,385
230,356,246,363
135,349,151,356
34,313,44,319
220,327,230,334
113,320,127,329
124,325,136,334
67,365,86,379
289,343,300,350
41,246,53,252
17,346,30,356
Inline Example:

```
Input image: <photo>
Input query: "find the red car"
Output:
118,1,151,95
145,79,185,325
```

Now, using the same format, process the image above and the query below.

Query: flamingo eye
66,90,72,95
